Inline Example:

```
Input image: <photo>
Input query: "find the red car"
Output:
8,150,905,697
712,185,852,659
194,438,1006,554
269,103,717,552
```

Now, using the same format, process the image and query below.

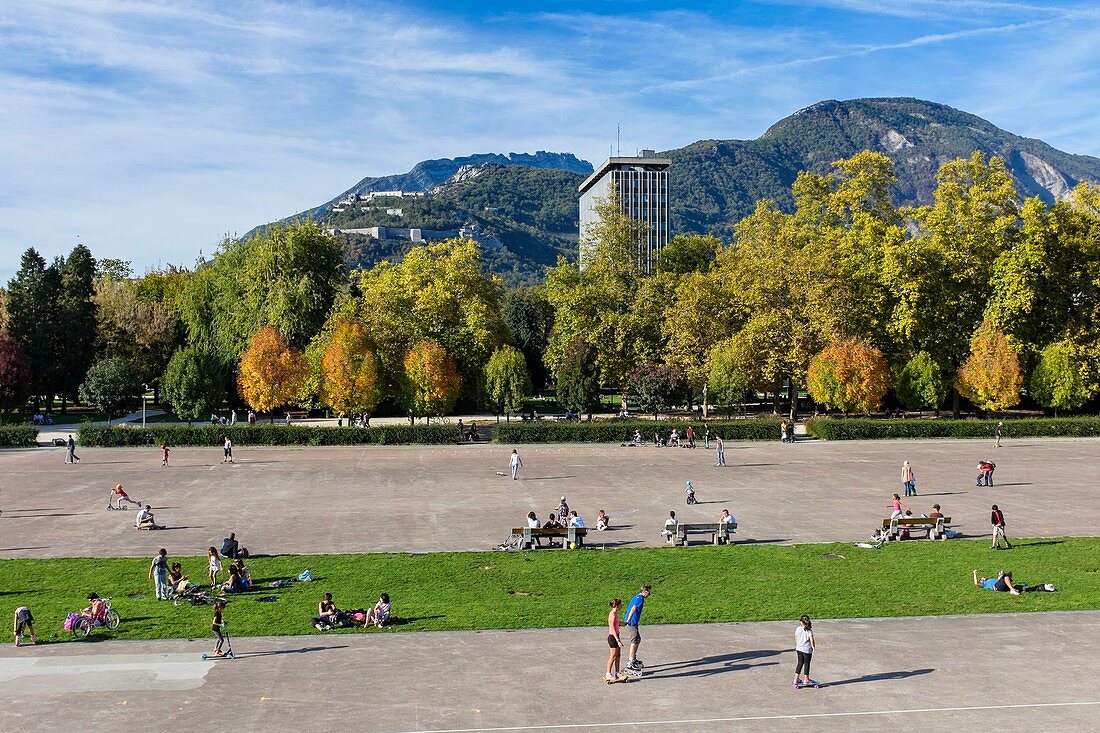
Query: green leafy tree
346,239,508,405
484,345,532,421
707,338,750,416
402,339,461,421
177,221,343,371
658,234,719,274
554,337,602,417
630,362,688,420
895,351,946,414
78,356,140,424
162,346,225,424
58,245,99,410
501,287,554,391
94,277,181,393
5,249,62,409
1030,340,1092,413
0,335,31,412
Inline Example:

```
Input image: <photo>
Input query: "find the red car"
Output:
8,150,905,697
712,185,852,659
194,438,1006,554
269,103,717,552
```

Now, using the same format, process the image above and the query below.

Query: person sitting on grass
134,505,162,530
168,563,190,593
219,532,248,560
221,564,246,593
313,592,340,630
973,569,1056,594
596,510,610,531
363,593,391,628
233,559,252,589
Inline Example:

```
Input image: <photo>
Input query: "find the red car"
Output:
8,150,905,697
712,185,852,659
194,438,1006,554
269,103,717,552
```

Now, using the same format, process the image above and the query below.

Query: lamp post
142,384,149,428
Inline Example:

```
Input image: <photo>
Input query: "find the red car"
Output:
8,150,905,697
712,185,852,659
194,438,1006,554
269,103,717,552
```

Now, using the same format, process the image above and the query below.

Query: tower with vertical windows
578,151,671,273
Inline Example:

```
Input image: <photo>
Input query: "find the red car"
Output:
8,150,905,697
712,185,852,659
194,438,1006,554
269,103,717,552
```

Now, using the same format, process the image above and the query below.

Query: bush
0,424,38,447
806,417,1100,440
495,419,782,444
78,424,459,447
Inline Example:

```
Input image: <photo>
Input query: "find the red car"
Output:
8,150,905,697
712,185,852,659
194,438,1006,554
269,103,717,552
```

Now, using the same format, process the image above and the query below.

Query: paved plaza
1,611,1097,732
0,437,1096,558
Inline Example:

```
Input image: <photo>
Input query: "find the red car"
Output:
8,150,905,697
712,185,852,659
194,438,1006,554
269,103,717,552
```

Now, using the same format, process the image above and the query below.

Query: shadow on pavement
825,668,934,687
237,645,349,659
646,649,786,679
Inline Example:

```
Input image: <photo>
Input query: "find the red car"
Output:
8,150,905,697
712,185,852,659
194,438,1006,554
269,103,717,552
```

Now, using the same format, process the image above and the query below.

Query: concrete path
1,438,1095,558
1,611,1096,732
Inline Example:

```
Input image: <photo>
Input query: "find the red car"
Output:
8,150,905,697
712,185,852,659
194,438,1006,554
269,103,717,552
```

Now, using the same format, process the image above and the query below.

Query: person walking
686,425,696,449
624,584,651,673
230,409,237,426
160,444,171,467
222,436,233,463
509,449,523,480
901,461,916,497
995,421,1004,448
704,424,711,449
793,615,819,688
991,504,1012,550
605,598,627,683
714,436,726,467
66,434,80,464
149,548,169,600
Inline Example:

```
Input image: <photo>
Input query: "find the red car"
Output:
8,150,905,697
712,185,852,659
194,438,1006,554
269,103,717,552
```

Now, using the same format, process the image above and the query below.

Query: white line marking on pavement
389,701,1100,733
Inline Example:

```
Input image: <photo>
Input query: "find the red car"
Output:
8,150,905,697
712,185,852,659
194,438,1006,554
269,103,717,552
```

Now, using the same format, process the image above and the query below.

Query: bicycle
71,597,121,639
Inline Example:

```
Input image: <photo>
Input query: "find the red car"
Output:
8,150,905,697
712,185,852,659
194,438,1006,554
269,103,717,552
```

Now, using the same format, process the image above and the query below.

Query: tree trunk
952,389,960,419
702,382,709,419
60,394,68,414
772,388,781,415
788,379,798,422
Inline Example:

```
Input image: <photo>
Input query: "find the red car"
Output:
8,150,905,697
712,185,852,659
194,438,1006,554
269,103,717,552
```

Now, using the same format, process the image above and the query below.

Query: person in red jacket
991,504,1011,550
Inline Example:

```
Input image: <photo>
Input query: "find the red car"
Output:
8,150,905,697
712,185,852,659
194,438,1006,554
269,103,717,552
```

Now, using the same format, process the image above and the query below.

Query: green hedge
806,416,1100,440
78,424,459,447
495,419,782,444
0,424,38,447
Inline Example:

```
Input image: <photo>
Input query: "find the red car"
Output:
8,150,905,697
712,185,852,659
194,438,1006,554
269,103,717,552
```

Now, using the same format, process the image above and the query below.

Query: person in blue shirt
623,584,651,671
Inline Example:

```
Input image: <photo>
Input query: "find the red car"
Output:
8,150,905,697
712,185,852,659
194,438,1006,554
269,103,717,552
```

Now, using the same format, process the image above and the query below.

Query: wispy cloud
1,0,1099,280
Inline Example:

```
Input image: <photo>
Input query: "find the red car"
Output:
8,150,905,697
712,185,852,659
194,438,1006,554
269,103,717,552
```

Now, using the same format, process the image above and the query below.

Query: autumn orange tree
955,320,1022,413
320,319,380,416
402,339,461,421
237,327,308,418
806,337,889,414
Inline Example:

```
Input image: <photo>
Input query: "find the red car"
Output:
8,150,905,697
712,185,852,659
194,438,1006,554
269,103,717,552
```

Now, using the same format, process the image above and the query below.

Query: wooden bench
510,526,588,549
665,522,737,546
285,410,309,420
881,516,953,541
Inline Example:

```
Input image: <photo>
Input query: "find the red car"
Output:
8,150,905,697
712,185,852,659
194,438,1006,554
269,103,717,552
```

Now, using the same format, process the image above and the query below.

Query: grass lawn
3,537,1097,644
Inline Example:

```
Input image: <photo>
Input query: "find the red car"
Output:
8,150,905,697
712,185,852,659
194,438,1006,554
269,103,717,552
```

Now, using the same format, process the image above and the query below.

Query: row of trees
2,149,1098,422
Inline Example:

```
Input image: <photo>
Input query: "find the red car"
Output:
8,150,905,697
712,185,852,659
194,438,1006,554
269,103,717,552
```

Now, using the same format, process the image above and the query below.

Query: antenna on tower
616,125,621,156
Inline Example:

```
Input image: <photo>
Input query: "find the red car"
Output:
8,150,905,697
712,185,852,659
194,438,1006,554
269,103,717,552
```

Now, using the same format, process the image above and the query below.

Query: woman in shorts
605,598,625,683
207,547,222,587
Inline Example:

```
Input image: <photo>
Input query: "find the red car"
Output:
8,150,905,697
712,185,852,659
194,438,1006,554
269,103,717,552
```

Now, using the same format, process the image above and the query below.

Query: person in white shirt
719,509,736,525
509,449,523,480
793,615,818,688
135,505,160,530
222,437,233,463
662,511,678,540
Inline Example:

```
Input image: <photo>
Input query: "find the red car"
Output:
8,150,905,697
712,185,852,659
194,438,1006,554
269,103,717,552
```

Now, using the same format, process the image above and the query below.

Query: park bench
881,516,953,541
285,410,309,420
510,526,588,549
664,521,737,546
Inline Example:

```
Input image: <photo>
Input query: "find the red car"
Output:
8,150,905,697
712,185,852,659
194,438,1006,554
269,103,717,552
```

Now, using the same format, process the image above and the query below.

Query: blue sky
2,0,1100,280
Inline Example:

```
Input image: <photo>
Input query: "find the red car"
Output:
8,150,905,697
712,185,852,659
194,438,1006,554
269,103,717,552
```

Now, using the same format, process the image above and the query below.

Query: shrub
495,419,782,444
806,417,1100,440
0,424,38,447
78,424,459,447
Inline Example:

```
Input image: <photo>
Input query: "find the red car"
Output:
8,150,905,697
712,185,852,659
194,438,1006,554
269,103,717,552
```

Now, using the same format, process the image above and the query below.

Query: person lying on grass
973,569,1056,594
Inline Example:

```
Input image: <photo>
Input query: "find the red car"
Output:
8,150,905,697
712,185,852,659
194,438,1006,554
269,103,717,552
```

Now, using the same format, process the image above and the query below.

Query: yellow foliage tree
806,337,889,414
320,319,380,416
237,327,308,417
402,339,461,420
955,321,1022,412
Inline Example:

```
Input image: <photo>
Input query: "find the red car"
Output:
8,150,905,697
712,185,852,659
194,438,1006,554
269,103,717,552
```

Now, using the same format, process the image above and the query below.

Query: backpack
298,570,314,582
64,612,80,631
